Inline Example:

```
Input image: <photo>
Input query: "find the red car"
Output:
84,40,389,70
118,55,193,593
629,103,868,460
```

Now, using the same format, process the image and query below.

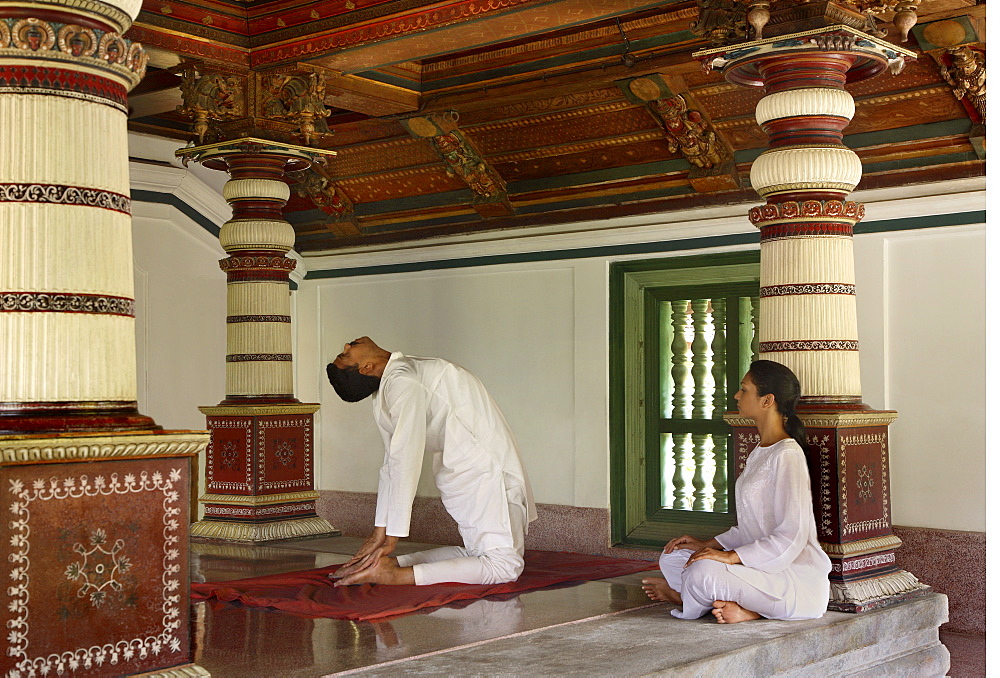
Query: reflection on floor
190,536,984,677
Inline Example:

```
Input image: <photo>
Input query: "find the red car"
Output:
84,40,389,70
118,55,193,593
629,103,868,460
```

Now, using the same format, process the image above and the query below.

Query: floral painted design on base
3,458,190,677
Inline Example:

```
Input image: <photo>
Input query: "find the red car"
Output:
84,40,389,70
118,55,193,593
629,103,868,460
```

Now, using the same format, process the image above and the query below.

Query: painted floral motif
855,463,876,503
5,469,184,677
220,440,241,470
274,439,296,468
64,529,134,607
809,434,835,537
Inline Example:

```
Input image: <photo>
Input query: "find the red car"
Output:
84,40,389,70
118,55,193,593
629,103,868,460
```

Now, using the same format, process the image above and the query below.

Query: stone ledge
346,593,949,676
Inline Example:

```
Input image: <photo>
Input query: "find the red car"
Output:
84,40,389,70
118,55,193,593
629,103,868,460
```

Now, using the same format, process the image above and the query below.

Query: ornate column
0,1,208,675
700,17,931,610
178,138,338,543
0,5,153,433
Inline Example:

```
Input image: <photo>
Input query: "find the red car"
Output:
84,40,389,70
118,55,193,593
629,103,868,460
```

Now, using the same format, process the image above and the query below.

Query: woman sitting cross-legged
642,359,831,624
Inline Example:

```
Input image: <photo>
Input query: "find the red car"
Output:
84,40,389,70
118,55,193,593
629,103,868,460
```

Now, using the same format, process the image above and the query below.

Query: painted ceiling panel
129,0,986,253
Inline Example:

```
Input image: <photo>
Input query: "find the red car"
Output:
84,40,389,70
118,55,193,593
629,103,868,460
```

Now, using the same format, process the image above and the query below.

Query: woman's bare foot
641,578,682,605
711,600,761,623
334,556,416,586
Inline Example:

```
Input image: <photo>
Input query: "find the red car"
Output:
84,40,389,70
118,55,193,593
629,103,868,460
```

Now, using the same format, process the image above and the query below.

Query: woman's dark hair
327,363,381,402
746,359,807,452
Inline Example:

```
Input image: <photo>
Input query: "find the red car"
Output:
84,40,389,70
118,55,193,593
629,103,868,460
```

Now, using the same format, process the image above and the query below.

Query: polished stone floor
189,536,984,677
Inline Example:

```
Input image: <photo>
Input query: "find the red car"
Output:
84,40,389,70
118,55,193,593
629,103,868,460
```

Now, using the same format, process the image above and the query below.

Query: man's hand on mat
330,528,398,580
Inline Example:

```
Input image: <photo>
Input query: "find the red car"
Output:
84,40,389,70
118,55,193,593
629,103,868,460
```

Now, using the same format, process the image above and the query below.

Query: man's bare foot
334,556,416,587
641,578,682,605
711,600,761,624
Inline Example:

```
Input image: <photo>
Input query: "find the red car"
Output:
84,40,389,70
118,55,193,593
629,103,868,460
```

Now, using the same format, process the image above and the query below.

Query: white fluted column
0,1,155,432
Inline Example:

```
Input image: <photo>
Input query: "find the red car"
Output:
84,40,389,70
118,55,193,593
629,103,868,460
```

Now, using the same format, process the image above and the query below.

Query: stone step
346,592,949,676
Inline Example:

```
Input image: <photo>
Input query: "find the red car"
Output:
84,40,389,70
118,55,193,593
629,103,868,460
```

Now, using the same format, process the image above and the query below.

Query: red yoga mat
192,549,658,621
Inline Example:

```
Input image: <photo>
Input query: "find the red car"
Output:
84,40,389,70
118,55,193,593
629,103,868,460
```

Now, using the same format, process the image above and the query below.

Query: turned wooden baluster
691,299,713,511
670,299,692,509
710,297,729,512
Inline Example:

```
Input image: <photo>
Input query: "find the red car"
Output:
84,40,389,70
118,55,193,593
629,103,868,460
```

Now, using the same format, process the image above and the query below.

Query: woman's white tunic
716,438,831,617
372,352,536,554
663,438,831,619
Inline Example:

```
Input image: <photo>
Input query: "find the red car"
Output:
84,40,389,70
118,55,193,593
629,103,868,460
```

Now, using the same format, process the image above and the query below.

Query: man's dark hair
327,363,381,402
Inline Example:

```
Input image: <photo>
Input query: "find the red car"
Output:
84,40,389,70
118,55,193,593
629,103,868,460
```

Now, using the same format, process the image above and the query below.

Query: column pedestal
727,410,929,611
1,431,209,677
191,403,337,543
177,138,338,544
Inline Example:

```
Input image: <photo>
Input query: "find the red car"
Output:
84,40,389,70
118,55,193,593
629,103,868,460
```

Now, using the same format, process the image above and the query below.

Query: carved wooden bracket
618,75,739,192
289,166,356,226
402,113,513,217
176,64,246,144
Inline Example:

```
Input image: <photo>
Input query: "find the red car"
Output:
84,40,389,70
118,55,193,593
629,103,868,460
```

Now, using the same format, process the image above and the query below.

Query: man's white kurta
372,352,536,554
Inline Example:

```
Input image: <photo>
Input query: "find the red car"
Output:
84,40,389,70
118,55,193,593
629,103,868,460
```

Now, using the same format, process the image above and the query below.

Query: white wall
301,180,986,533
129,156,229,516
875,226,985,530
123,154,986,533
297,264,590,505
130,159,229,428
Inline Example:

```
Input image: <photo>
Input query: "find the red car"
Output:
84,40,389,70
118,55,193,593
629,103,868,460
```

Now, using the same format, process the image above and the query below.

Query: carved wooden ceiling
126,0,986,253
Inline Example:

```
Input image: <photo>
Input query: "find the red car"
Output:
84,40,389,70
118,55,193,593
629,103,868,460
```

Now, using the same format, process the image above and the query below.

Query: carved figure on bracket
289,168,353,220
177,68,243,144
433,132,506,200
264,73,332,145
690,0,748,47
654,94,725,170
940,46,985,122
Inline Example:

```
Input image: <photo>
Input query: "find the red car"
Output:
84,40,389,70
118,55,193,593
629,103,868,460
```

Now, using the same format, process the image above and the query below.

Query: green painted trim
305,210,983,280
126,191,982,279
610,252,760,548
854,209,984,234
131,189,221,237
306,233,761,279
609,264,628,543
507,159,691,193
861,150,979,174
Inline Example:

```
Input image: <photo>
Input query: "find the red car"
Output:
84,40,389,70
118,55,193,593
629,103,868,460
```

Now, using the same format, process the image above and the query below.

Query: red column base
191,404,337,543
0,401,159,435
0,431,207,677
727,408,931,611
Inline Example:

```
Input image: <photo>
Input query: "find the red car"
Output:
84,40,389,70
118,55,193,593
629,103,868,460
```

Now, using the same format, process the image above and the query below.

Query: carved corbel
402,112,513,218
939,46,985,124
289,167,356,223
618,75,739,192
690,0,748,47
176,65,245,144
262,71,333,145
912,16,985,154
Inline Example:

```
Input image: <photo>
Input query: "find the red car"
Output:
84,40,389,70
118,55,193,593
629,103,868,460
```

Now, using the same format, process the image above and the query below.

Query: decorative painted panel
1,456,192,676
258,414,312,492
838,427,891,541
206,417,253,494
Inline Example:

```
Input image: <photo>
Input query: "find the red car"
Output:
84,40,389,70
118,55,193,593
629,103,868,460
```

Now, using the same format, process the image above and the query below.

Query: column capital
175,136,337,172
693,25,917,87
